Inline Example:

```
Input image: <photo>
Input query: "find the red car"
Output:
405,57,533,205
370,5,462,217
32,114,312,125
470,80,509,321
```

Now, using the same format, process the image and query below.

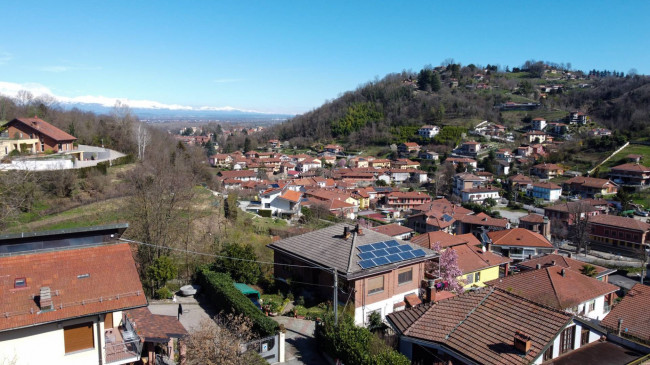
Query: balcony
104,316,142,364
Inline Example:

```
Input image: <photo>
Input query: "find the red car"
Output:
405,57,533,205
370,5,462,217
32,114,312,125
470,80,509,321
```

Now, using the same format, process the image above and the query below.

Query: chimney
39,287,53,311
536,264,541,270
343,226,351,239
567,252,573,258
617,319,623,336
514,331,532,353
551,260,556,266
561,268,566,277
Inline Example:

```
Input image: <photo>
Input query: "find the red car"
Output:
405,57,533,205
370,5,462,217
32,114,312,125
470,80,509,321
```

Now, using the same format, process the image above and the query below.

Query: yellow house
352,189,371,210
451,243,511,289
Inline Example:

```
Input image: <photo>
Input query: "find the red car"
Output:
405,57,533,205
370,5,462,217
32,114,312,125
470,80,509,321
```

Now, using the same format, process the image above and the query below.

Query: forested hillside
266,61,650,149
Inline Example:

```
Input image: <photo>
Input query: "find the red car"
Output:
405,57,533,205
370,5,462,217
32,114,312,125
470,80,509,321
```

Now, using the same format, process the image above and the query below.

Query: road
272,317,327,365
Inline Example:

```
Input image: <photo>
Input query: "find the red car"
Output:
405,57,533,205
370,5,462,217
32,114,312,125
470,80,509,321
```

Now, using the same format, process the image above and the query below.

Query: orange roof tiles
369,223,413,237
518,254,609,276
601,284,650,342
411,232,480,249
452,244,511,274
0,243,147,332
11,117,77,142
279,190,302,203
488,228,554,248
611,163,650,173
588,214,650,232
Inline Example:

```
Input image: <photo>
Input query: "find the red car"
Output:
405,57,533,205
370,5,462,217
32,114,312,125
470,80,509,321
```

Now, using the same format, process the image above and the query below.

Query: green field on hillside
597,144,650,173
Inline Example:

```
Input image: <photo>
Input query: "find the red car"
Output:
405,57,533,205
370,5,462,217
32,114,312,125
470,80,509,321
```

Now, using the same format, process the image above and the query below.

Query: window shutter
64,322,94,353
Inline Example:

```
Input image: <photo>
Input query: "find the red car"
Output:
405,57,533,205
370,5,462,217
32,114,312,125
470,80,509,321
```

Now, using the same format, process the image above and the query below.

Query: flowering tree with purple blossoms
426,242,465,293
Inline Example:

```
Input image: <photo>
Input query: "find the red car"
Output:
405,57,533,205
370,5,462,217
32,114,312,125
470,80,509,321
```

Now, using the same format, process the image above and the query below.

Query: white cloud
0,80,279,114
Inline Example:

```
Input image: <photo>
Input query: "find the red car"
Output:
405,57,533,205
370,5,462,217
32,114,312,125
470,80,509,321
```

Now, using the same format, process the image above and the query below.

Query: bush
259,209,272,218
155,287,173,299
316,312,409,365
196,267,278,337
297,296,305,306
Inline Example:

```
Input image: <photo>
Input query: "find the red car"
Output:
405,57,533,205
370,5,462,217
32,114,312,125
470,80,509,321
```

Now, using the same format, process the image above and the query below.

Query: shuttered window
398,268,413,285
559,326,575,354
64,322,94,353
367,276,384,295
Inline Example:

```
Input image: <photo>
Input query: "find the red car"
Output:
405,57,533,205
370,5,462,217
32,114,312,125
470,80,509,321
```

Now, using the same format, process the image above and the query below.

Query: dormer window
14,277,26,288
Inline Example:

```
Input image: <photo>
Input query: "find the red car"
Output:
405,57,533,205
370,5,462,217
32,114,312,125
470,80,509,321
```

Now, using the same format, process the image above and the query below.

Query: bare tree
134,122,150,160
567,202,594,255
15,90,33,108
0,170,40,230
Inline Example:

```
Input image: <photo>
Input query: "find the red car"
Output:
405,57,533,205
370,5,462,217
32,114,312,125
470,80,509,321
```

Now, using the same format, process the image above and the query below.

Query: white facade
566,294,610,321
418,126,440,139
354,288,419,326
530,186,562,202
532,119,547,130
460,189,500,203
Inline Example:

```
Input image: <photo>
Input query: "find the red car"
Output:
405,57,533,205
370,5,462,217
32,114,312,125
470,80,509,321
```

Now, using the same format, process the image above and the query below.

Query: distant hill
266,62,650,149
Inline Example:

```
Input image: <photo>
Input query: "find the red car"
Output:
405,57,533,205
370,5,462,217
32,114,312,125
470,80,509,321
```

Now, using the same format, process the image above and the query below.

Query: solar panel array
357,240,427,269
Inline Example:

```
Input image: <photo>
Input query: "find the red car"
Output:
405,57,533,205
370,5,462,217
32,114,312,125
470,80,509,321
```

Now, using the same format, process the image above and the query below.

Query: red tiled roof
11,117,77,142
369,223,413,237
518,254,609,276
218,170,256,178
459,213,509,228
411,232,480,249
452,244,511,274
487,265,618,310
588,214,650,232
532,181,561,189
0,243,147,332
461,186,500,193
519,213,544,223
126,307,188,341
565,176,616,189
601,284,650,342
279,190,302,203
611,163,650,173
532,163,562,171
488,228,553,248
404,293,422,307
387,287,572,365
387,191,432,199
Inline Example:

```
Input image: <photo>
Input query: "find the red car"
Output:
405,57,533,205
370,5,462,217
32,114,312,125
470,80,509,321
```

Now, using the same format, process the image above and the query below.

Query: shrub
259,209,272,218
196,267,278,337
155,287,173,299
297,296,305,306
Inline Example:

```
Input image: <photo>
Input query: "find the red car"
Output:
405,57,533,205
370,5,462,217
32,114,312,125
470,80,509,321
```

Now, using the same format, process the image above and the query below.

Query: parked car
635,210,649,217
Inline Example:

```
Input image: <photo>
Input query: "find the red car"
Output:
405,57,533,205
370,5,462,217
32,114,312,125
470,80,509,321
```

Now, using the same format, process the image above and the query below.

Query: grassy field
597,144,650,174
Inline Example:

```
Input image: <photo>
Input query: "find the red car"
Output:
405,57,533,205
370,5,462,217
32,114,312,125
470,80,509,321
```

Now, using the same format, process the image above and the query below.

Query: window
367,276,384,295
64,322,94,353
588,300,595,312
465,274,474,284
14,277,26,288
398,268,413,285
559,326,575,354
474,271,481,282
581,327,590,346
543,344,554,361
58,143,62,151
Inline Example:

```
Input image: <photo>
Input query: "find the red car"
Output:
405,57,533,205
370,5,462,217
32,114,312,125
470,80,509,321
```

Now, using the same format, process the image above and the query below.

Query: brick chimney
39,287,53,311
514,331,532,353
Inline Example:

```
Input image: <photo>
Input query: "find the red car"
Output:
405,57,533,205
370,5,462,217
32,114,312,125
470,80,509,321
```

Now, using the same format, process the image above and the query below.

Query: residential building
452,172,485,196
369,223,413,240
387,287,607,365
406,201,473,234
531,117,547,130
418,150,439,160
493,160,510,176
486,228,556,261
563,176,618,198
411,231,481,250
296,157,322,172
601,284,650,344
385,191,432,211
568,111,588,125
495,148,513,162
458,141,481,156
518,213,551,239
544,200,606,238
260,188,303,219
487,265,618,320
0,224,148,365
218,169,258,182
460,186,500,204
5,117,77,153
268,224,436,325
456,212,509,236
444,157,477,169
417,125,440,139
524,131,550,143
531,163,564,179
324,144,344,154
508,174,533,191
368,158,391,169
397,142,420,155
391,159,420,170
518,253,615,282
0,135,40,158
208,153,233,167
588,214,650,253
609,163,650,185
529,181,562,202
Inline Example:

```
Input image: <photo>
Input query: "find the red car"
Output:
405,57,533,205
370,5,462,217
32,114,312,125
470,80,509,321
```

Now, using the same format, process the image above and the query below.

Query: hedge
196,267,278,337
316,312,409,365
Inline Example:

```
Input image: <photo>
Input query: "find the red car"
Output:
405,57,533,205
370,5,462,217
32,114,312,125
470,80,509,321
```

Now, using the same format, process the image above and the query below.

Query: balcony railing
104,316,143,364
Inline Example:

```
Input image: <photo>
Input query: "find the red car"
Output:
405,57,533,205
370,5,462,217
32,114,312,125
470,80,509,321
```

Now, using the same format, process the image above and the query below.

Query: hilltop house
324,144,344,154
397,142,420,155
531,163,564,179
0,224,148,365
531,117,547,130
609,163,650,185
417,125,440,138
456,141,481,157
4,117,77,153
268,224,436,325
259,187,303,219
563,176,618,198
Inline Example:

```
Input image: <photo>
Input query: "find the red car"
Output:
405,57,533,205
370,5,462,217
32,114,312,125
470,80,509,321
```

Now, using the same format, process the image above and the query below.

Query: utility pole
332,267,338,326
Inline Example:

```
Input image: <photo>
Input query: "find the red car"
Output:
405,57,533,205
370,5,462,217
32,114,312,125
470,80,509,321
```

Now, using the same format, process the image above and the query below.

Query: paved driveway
148,295,217,332
272,317,327,365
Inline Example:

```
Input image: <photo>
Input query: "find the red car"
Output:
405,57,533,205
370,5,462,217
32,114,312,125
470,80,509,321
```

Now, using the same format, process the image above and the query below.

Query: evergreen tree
431,72,442,92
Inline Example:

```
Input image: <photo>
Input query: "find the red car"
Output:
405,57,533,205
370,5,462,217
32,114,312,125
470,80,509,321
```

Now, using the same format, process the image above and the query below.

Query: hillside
266,62,650,149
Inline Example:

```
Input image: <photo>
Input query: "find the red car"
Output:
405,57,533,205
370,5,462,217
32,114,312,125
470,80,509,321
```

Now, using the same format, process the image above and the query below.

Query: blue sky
0,1,648,114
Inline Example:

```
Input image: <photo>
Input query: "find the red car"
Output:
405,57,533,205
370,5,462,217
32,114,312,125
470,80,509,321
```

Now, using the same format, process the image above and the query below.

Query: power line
118,237,332,271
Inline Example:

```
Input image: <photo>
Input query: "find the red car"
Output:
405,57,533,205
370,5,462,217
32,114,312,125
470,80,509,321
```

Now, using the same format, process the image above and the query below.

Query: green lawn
597,144,650,174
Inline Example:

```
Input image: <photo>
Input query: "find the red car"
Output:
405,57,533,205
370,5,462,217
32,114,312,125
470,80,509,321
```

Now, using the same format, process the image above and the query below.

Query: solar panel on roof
411,249,426,257
373,248,389,257
358,252,375,260
371,242,388,250
358,244,375,253
399,251,415,260
385,240,400,247
481,232,490,243
386,254,402,263
359,259,377,269
373,256,389,265
399,245,413,252
386,246,401,254
442,214,453,222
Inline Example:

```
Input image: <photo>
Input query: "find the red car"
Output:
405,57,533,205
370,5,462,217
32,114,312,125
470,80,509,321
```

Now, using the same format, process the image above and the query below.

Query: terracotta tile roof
0,243,147,332
11,117,77,142
487,265,618,310
387,191,432,199
601,284,650,342
218,170,257,179
452,244,511,274
610,163,650,173
401,142,420,148
461,186,500,193
488,228,554,248
519,213,545,223
544,199,605,213
412,199,473,215
278,190,302,203
369,223,413,237
387,287,572,365
459,213,509,228
532,181,561,189
532,163,562,170
565,176,616,189
411,232,480,249
518,254,609,277
446,157,477,164
589,214,650,232
126,307,188,342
